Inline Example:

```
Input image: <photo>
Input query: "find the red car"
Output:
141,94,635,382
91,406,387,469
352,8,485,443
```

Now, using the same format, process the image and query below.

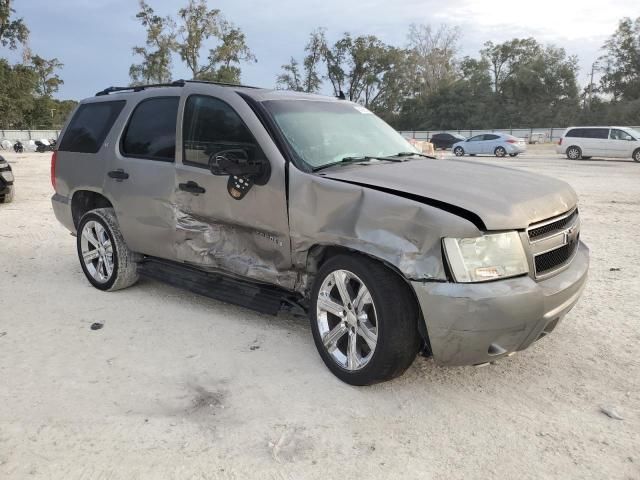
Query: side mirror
208,148,270,186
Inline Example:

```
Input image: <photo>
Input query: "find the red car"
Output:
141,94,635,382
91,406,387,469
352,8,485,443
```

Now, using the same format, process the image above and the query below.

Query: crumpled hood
321,158,577,230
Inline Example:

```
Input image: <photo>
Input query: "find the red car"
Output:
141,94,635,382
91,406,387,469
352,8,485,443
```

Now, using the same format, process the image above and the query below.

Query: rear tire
453,146,464,156
495,146,507,157
310,254,420,386
633,149,640,163
77,208,139,291
509,153,518,157
566,146,582,160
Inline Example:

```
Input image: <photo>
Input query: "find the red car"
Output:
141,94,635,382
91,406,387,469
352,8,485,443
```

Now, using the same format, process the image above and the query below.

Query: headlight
443,232,528,283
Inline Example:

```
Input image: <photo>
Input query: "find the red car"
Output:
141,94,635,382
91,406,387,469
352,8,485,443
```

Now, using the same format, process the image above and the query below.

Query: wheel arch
304,243,432,355
71,189,114,229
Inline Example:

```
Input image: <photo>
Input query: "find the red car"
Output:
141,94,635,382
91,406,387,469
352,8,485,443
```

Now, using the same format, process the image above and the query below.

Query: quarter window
59,101,125,154
183,95,265,168
121,97,179,161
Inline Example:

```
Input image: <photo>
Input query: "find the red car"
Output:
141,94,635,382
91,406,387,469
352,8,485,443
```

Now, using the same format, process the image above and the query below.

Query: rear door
589,128,610,156
482,134,500,154
173,90,293,288
104,95,179,260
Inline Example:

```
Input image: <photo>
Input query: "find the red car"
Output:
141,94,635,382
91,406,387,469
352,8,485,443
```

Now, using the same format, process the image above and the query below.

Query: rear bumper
506,143,526,154
412,241,589,366
51,193,75,233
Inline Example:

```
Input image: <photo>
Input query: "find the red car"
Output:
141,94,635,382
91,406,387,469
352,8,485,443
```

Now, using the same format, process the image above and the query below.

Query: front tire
0,186,13,204
633,149,640,163
453,146,464,156
566,146,582,160
77,208,139,291
310,254,420,386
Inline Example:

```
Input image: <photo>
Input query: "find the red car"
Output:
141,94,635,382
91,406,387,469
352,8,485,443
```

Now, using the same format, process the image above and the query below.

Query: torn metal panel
288,167,482,286
175,207,298,290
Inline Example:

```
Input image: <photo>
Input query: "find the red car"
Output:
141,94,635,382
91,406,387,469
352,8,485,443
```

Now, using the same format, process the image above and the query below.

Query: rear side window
59,101,125,154
183,95,265,168
484,134,499,140
566,128,609,139
121,97,179,161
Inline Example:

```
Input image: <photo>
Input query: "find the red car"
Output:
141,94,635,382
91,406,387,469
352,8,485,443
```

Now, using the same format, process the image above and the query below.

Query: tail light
506,139,517,144
558,138,563,145
51,151,57,190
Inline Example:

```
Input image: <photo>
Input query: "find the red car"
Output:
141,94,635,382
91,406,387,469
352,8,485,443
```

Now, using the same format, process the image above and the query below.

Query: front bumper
412,241,589,366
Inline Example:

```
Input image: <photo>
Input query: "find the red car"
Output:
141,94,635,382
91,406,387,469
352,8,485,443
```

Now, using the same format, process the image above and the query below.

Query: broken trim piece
322,177,487,231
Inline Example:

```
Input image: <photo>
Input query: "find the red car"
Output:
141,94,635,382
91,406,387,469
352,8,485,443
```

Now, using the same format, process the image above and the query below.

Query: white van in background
557,126,640,162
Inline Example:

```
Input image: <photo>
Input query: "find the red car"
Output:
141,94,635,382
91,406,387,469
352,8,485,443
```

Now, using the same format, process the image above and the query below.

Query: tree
0,0,28,50
276,29,325,93
0,59,37,129
130,0,176,85
31,55,64,97
175,0,255,83
406,24,460,95
599,17,640,101
276,57,303,91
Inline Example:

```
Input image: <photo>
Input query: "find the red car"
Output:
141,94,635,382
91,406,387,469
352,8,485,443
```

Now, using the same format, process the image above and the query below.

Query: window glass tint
468,135,483,142
610,128,633,140
183,95,264,168
566,129,581,137
59,101,125,153
122,97,179,161
590,128,609,139
484,134,499,140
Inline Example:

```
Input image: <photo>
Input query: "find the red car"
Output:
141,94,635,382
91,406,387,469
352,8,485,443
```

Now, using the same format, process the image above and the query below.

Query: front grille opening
528,209,578,240
535,240,579,274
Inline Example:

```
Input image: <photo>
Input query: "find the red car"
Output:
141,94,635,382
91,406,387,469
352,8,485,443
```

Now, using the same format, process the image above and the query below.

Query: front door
465,135,484,154
174,91,294,289
104,95,179,260
608,128,635,158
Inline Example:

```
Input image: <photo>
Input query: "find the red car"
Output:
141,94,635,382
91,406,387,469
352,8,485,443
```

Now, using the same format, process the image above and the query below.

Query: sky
8,0,640,100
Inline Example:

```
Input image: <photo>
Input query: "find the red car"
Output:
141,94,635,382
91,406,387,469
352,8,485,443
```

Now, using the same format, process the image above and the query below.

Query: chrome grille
527,208,580,278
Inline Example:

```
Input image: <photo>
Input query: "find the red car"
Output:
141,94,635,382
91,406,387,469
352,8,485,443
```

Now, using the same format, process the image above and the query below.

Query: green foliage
599,17,640,101
130,0,176,84
0,0,28,50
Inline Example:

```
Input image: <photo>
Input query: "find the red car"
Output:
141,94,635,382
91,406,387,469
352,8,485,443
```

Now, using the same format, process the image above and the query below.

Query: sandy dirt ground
0,147,638,480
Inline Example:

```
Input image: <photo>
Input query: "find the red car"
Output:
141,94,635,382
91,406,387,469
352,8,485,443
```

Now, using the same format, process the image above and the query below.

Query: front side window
183,95,265,168
59,101,125,154
263,100,415,169
121,97,179,161
468,135,484,142
610,129,634,141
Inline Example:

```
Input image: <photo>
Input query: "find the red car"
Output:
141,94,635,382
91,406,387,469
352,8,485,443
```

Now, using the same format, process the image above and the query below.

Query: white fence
0,130,60,142
400,127,640,143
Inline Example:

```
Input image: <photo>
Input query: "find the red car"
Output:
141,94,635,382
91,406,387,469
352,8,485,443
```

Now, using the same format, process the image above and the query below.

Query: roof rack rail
94,79,263,97
95,79,186,97
183,79,262,89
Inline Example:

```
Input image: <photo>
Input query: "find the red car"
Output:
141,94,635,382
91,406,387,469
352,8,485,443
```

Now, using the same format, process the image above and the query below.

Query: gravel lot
0,147,638,479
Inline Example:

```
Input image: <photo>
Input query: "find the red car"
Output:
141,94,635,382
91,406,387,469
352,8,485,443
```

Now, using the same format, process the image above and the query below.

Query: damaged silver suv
51,80,589,385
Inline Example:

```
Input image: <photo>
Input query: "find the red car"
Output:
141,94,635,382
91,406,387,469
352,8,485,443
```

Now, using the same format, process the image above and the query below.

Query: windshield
263,100,416,169
626,128,640,139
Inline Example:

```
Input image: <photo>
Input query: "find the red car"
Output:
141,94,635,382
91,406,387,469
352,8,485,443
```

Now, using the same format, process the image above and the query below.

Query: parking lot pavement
0,150,639,479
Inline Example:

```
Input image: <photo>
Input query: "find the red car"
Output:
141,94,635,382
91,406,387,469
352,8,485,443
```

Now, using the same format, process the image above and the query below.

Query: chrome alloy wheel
567,147,580,159
80,220,114,284
316,269,378,371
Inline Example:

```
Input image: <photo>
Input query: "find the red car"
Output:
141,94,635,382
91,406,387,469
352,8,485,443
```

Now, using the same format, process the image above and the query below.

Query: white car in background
452,133,527,158
556,126,640,162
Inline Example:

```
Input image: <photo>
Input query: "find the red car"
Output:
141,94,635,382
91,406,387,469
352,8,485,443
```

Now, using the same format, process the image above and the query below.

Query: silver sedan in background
452,133,527,157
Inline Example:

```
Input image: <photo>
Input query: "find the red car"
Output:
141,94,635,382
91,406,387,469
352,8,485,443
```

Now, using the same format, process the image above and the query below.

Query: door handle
179,180,206,195
108,169,129,181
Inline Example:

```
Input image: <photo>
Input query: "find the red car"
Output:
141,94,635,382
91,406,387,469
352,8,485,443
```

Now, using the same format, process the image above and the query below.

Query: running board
138,258,303,316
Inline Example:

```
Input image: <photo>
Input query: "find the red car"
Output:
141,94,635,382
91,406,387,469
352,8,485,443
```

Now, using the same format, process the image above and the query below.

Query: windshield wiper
394,151,437,159
313,155,403,172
